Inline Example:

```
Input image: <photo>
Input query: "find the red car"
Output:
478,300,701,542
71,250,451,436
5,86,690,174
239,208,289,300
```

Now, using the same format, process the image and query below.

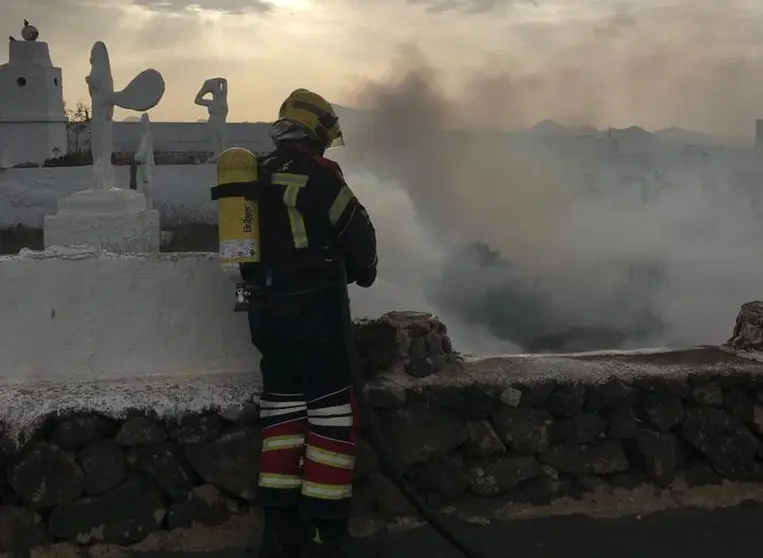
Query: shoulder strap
210,156,271,201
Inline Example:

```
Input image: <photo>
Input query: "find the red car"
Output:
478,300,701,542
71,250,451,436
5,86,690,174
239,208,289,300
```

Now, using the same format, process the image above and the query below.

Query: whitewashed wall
0,248,259,380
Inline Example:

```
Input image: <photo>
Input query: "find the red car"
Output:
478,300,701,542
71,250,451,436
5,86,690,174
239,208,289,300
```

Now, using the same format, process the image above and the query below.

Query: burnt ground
124,502,763,558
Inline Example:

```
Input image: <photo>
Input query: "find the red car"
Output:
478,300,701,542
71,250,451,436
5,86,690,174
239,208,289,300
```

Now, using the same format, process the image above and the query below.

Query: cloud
408,0,517,14
4,0,131,54
130,12,207,54
130,0,274,15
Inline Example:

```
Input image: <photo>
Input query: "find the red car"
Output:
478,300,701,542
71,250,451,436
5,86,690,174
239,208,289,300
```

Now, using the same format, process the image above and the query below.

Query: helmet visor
327,124,345,149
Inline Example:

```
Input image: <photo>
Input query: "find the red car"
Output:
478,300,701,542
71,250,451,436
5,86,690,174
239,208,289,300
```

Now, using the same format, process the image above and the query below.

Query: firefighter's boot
310,518,361,558
256,507,312,558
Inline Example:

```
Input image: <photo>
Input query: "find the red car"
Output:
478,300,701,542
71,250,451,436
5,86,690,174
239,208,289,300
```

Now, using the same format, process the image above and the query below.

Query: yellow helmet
276,88,344,149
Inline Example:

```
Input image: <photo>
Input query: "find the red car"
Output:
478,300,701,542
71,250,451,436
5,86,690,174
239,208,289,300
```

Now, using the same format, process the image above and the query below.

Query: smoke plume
335,0,763,355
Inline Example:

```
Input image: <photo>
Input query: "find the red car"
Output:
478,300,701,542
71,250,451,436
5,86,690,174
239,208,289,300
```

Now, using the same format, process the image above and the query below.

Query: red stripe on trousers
303,455,354,488
259,445,305,477
262,417,308,438
259,417,307,479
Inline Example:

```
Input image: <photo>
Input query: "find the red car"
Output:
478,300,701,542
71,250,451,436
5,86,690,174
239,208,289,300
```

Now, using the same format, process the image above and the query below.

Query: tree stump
726,301,763,350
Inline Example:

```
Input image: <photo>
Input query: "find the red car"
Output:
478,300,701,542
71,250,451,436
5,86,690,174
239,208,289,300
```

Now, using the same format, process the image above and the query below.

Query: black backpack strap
210,182,255,200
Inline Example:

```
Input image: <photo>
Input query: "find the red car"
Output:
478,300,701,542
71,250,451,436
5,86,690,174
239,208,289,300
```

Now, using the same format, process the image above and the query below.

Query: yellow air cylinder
212,147,261,280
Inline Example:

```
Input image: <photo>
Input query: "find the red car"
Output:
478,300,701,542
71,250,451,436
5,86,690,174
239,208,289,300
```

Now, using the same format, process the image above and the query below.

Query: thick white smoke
340,168,517,355
328,1,763,355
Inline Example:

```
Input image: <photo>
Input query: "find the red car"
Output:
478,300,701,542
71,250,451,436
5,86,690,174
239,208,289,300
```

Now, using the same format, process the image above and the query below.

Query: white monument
134,113,155,208
43,41,166,253
194,77,229,162
0,21,66,167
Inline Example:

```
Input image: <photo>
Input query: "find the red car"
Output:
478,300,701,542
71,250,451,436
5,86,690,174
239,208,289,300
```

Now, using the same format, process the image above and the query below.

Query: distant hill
608,125,668,153
653,126,720,145
273,106,743,148
520,120,736,149
607,125,656,141
528,119,571,136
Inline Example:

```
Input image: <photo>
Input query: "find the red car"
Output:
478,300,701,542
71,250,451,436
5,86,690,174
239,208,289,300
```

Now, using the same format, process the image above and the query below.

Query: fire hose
334,258,490,558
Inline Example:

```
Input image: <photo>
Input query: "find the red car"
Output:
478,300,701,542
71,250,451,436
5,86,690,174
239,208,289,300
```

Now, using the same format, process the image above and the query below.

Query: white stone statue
86,41,165,190
194,77,229,162
134,113,155,207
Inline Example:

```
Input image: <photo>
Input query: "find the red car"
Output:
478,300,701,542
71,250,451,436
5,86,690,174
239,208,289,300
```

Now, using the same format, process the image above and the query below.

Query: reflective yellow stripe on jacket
272,172,309,249
328,185,354,226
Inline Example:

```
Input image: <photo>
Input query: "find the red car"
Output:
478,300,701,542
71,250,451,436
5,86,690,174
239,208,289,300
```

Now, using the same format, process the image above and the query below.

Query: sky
6,0,763,132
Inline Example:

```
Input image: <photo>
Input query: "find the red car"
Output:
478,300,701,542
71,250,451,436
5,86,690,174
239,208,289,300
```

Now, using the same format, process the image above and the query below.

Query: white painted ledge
0,247,260,380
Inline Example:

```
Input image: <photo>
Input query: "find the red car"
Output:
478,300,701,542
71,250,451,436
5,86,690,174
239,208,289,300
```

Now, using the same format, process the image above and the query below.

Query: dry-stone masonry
727,301,763,351
5,307,763,553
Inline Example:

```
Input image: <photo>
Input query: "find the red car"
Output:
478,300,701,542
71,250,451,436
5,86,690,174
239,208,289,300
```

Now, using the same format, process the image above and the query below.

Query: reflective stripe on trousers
257,387,358,511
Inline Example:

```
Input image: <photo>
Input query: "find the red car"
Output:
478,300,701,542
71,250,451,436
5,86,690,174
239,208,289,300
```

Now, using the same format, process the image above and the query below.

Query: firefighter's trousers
248,285,358,519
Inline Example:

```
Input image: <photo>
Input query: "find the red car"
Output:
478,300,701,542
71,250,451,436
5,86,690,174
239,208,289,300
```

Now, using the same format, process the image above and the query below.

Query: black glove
346,261,377,288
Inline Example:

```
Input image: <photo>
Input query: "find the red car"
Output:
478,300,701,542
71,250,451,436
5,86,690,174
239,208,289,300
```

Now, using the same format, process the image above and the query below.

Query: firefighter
247,89,378,557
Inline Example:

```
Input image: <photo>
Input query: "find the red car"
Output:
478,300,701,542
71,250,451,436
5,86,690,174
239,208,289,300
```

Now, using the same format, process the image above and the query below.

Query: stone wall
4,310,763,553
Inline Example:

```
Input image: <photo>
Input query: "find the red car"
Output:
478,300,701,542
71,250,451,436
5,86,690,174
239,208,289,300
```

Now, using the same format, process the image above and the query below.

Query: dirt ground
23,478,763,557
